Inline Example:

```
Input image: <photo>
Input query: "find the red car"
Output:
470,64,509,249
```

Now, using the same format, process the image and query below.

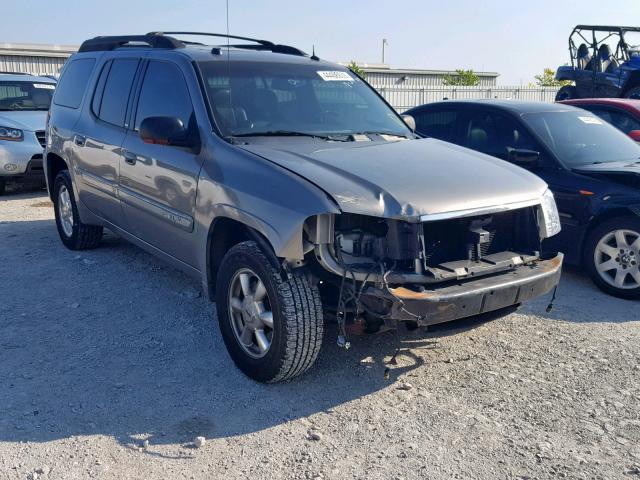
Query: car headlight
0,126,24,141
538,189,561,239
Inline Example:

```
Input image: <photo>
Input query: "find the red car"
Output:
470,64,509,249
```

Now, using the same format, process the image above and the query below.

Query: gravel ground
1,188,639,480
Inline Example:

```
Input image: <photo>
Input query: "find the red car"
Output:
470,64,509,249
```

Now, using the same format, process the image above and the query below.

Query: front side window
197,61,411,138
463,111,537,159
95,59,139,127
0,80,55,111
135,61,193,130
522,110,640,167
54,58,96,109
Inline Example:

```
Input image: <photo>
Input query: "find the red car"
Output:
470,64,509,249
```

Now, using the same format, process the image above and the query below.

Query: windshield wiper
232,130,347,141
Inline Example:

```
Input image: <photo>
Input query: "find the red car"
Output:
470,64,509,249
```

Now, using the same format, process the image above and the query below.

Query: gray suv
45,33,563,382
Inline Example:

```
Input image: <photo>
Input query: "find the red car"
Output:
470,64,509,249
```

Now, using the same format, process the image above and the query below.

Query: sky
5,0,640,84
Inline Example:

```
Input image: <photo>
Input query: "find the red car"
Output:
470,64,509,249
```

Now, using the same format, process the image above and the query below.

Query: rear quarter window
53,58,96,109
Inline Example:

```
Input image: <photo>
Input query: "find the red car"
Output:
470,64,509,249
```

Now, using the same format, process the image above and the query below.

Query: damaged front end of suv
303,189,562,334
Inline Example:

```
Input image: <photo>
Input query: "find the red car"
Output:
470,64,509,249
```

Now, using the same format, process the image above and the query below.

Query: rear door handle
123,150,137,165
74,135,86,147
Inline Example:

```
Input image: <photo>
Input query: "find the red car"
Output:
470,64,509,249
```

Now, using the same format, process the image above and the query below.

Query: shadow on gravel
520,265,640,324
0,217,631,455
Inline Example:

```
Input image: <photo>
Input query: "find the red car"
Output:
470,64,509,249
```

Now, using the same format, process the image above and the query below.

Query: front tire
53,170,103,250
216,241,324,382
555,85,577,101
0,177,6,196
584,216,640,299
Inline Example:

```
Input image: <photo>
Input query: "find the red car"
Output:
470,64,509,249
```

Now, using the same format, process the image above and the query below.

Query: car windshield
521,110,640,167
197,60,411,139
0,80,55,111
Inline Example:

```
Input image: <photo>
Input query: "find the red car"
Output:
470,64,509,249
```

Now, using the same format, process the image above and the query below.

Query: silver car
45,33,563,382
0,73,55,194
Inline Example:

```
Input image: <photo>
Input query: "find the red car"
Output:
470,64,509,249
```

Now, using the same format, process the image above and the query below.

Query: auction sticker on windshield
578,116,603,125
33,83,55,89
317,71,354,81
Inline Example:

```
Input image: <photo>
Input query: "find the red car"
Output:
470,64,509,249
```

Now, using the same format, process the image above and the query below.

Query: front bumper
0,130,45,177
360,253,563,326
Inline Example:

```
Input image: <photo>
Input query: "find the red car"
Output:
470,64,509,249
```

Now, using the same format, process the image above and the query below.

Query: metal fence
377,86,561,112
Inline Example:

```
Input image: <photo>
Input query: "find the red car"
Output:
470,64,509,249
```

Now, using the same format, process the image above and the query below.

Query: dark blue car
405,100,640,298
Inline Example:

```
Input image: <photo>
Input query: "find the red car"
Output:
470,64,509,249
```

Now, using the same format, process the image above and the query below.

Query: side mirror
628,130,640,142
139,116,196,148
507,147,540,167
401,114,416,132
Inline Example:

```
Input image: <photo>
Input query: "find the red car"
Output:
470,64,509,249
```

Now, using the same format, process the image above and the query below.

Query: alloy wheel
228,268,274,358
594,229,640,289
58,185,74,237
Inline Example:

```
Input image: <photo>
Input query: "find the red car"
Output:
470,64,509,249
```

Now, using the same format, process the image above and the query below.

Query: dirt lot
1,188,639,480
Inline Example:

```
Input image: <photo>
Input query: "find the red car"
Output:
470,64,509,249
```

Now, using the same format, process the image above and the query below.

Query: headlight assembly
0,126,24,141
538,188,561,239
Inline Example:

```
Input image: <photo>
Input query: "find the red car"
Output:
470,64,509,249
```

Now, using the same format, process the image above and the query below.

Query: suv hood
0,111,47,132
240,138,548,219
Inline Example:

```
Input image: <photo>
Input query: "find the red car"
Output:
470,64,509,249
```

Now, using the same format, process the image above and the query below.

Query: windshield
0,80,55,111
521,110,640,167
197,60,411,138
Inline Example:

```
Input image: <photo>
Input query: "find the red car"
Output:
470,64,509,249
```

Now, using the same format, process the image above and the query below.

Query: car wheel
584,216,640,299
216,241,324,382
53,170,103,250
555,85,577,101
0,177,6,195
624,86,640,100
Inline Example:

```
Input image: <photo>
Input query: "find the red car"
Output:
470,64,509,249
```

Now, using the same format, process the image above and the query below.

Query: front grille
422,207,540,268
35,130,46,148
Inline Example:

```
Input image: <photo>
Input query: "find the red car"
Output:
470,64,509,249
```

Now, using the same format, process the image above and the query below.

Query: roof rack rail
148,31,275,46
148,31,307,56
0,71,30,75
78,35,185,52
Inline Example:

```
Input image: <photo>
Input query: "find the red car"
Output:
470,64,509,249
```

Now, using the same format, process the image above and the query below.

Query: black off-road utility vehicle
555,25,640,101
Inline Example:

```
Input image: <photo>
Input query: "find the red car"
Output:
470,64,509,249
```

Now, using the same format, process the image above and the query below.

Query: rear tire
216,241,324,382
0,177,6,196
53,170,103,250
555,85,577,101
583,216,640,299
624,86,640,100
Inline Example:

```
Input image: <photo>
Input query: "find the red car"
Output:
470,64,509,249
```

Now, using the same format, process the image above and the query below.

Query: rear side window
53,58,96,109
94,59,139,127
413,109,460,142
134,61,193,130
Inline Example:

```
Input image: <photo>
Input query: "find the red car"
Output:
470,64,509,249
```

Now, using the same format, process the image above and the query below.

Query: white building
0,42,77,76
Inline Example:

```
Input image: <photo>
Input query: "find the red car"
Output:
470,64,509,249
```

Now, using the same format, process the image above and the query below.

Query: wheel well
46,153,68,200
206,218,280,298
581,209,636,261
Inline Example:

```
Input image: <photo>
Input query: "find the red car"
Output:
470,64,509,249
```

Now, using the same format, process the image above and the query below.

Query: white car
0,73,56,195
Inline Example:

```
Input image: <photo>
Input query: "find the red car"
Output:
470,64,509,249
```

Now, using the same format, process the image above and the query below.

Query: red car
560,98,640,142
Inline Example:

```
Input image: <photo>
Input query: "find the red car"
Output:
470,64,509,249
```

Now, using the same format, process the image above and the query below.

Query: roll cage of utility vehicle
555,25,640,101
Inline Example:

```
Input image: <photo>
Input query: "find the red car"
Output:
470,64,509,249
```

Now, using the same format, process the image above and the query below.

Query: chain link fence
375,86,561,112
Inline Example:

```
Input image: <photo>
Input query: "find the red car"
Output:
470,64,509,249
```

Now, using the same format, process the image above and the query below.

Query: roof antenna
226,0,233,137
310,44,319,61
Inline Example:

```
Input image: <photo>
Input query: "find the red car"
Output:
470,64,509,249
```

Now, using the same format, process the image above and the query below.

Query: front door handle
123,150,137,165
74,135,86,147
